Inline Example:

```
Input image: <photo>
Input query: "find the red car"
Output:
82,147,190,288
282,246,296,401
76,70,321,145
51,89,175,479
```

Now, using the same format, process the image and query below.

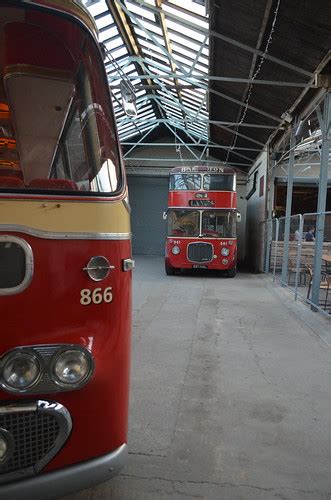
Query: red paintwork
166,237,237,270
168,190,237,209
0,233,132,470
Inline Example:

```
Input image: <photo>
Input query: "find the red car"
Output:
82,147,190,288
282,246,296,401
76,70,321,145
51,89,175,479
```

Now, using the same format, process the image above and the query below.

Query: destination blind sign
189,199,215,207
179,166,225,173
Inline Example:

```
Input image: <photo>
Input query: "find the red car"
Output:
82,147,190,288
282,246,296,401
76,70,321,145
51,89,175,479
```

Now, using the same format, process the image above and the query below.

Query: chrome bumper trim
0,443,127,500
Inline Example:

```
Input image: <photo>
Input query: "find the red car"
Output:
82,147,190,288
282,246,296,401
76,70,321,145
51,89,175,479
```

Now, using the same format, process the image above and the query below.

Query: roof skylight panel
181,98,204,114
166,20,206,42
134,23,163,38
125,1,157,22
95,14,114,30
171,53,208,74
163,104,184,116
138,39,167,56
169,43,201,62
83,0,107,17
163,4,208,30
103,36,123,52
167,0,207,17
171,47,209,69
170,37,209,59
168,31,206,52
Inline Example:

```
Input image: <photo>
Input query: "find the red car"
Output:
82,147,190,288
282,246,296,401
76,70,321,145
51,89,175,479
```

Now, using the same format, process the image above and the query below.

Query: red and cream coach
0,0,133,496
165,165,240,277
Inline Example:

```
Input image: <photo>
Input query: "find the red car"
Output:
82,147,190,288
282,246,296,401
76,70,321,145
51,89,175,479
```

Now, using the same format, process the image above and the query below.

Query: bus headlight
221,247,230,256
52,349,93,387
2,352,41,391
172,245,180,255
0,434,8,462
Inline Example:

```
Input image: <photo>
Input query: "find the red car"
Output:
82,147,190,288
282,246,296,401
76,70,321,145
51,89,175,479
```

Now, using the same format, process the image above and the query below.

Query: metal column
311,91,331,309
281,127,295,284
264,158,276,272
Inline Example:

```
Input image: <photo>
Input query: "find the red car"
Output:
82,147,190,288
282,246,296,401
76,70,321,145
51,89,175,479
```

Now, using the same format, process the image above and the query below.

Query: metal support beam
311,91,331,310
109,73,316,87
124,157,251,166
281,127,296,284
122,142,261,151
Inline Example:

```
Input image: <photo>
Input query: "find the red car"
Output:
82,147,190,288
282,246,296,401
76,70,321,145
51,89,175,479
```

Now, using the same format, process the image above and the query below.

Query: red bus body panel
0,234,132,471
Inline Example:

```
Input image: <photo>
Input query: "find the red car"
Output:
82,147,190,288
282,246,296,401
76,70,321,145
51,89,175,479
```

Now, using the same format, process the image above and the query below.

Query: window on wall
259,175,264,197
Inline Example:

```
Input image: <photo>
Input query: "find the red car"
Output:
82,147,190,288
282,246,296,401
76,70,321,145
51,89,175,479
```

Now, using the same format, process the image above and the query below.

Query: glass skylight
83,0,210,145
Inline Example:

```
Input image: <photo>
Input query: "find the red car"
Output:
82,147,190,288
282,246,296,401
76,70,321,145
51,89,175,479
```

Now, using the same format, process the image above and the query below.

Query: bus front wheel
227,267,236,278
165,261,176,275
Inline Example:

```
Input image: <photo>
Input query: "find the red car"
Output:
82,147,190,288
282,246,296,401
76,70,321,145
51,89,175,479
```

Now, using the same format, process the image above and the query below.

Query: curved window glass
0,6,121,196
167,210,200,237
201,211,236,238
203,174,235,191
170,174,201,190
0,236,33,295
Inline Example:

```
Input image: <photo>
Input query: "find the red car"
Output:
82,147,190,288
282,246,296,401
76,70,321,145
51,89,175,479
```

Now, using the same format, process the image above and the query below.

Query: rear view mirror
236,212,241,222
120,81,137,117
163,211,168,220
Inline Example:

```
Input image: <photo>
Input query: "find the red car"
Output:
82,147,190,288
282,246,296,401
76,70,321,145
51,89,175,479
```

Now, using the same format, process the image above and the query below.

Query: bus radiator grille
187,242,213,263
0,401,72,483
0,412,59,475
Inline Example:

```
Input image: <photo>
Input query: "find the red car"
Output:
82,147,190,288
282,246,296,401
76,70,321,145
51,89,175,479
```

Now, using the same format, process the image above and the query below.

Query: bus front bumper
0,443,127,500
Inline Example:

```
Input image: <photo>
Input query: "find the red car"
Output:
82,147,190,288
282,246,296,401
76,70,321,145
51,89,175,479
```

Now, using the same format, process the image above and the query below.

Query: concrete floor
64,256,331,500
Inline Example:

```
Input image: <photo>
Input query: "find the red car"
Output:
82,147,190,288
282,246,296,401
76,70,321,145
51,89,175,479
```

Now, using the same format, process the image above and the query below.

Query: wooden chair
288,258,307,286
306,264,330,311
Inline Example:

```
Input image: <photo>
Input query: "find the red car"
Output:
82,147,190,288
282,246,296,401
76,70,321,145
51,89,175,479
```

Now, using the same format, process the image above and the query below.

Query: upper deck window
0,6,122,196
170,174,201,190
203,174,235,191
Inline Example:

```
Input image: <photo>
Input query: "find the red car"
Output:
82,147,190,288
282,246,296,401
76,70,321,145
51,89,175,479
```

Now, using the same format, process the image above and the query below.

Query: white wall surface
245,150,268,271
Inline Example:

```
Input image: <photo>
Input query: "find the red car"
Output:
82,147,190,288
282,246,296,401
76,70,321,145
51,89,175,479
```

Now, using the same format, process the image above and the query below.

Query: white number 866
80,287,113,305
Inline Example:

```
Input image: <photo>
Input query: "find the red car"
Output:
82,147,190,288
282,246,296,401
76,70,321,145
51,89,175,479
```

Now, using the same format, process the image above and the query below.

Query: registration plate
192,264,207,269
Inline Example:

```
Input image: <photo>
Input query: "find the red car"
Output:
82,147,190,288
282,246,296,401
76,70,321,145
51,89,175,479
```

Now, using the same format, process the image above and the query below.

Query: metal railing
264,211,331,317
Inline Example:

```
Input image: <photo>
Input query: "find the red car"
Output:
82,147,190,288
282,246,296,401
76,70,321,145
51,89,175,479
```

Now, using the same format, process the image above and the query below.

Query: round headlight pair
221,247,230,257
1,347,93,393
172,245,181,255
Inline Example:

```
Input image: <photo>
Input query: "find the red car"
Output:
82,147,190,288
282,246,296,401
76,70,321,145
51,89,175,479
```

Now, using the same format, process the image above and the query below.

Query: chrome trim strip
0,225,131,240
0,236,34,296
0,404,37,415
0,444,127,499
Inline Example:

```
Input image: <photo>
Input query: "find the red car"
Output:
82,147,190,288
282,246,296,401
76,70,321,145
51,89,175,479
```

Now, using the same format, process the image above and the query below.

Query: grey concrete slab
63,256,331,500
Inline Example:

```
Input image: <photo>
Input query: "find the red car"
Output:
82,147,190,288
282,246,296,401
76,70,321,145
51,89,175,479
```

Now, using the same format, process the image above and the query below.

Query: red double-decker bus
165,166,239,277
